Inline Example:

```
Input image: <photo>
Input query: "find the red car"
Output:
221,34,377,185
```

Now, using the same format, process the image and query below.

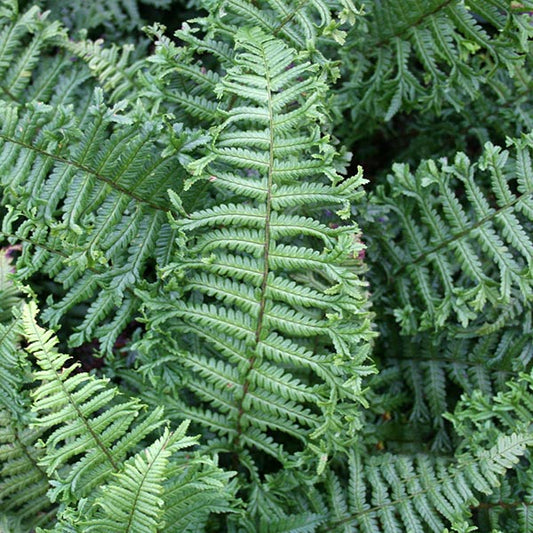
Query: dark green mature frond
0,247,27,415
0,1,66,102
323,435,531,533
0,409,54,530
140,26,374,493
0,85,188,350
338,0,533,133
369,134,533,335
320,370,533,532
40,0,176,36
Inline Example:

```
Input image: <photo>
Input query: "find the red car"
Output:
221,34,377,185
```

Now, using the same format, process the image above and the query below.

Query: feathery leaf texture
140,27,374,478
23,300,166,500
0,0,532,531
0,67,186,351
83,426,193,532
338,0,533,133
7,300,237,532
371,134,533,334
320,370,533,532
0,408,54,530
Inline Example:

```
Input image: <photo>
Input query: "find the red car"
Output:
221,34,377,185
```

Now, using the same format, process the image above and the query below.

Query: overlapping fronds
338,0,533,133
0,86,188,350
320,370,533,532
13,300,237,531
1,0,532,531
81,425,195,532
369,134,533,335
23,300,165,500
140,27,374,482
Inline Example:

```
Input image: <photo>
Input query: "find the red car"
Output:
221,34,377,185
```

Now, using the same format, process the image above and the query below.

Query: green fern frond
338,0,533,132
0,3,66,102
0,408,54,530
140,27,375,494
0,83,188,350
22,300,166,500
321,370,533,532
370,134,533,335
82,425,195,532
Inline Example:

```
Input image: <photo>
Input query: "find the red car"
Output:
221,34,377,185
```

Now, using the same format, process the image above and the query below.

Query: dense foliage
0,0,532,531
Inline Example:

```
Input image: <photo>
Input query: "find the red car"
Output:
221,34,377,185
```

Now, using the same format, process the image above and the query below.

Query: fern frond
370,134,533,334
0,408,54,530
0,84,188,349
0,3,66,102
140,27,375,499
320,370,533,532
82,425,195,532
338,0,533,132
22,301,166,500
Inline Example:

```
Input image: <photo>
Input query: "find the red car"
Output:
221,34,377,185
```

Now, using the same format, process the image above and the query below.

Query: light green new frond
371,134,533,334
23,301,166,500
83,425,195,533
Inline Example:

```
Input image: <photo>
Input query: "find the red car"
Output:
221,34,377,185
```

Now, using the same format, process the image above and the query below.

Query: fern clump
0,0,532,531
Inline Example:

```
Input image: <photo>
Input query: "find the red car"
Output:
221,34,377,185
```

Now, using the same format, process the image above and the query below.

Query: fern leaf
22,301,165,500
370,134,533,334
0,408,54,530
338,0,533,133
140,28,375,514
83,425,195,533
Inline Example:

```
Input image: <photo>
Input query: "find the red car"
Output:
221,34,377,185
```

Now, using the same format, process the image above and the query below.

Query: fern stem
273,0,308,36
0,134,168,212
232,40,276,455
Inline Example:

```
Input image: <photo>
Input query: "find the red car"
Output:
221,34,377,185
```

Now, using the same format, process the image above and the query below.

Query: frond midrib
0,132,168,212
232,36,276,451
26,313,119,471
